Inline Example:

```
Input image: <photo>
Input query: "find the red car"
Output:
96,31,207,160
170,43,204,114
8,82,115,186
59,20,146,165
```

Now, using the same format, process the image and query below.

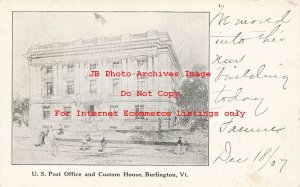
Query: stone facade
25,30,182,131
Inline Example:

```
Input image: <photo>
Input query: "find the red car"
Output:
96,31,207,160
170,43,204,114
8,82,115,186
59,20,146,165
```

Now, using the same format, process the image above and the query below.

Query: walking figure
49,126,61,157
183,140,189,153
80,134,92,151
34,129,49,147
175,136,183,155
98,137,107,152
57,124,64,135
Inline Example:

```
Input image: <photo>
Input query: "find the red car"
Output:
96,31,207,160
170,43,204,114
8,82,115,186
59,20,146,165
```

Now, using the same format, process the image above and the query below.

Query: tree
12,97,29,126
176,65,209,131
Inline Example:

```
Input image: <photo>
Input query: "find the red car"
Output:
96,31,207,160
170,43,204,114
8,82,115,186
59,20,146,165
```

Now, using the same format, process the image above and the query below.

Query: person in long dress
80,134,92,151
49,126,59,156
34,130,49,147
175,137,183,154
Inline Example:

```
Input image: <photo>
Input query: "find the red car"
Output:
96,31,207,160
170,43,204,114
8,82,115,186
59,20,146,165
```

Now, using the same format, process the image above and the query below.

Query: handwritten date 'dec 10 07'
213,141,287,173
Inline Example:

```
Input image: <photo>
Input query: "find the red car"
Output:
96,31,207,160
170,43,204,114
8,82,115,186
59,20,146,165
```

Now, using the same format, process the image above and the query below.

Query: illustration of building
25,30,183,131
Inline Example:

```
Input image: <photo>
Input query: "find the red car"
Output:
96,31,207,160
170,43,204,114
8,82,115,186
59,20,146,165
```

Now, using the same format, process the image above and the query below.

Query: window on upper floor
46,81,53,95
110,105,118,118
90,79,97,94
112,61,121,69
46,66,52,74
135,105,144,119
90,63,97,70
67,64,74,72
137,58,147,69
137,77,146,91
67,80,74,95
112,78,120,95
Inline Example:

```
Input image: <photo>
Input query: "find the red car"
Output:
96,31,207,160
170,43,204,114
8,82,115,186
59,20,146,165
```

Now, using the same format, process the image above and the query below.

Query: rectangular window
90,63,97,70
137,61,143,68
110,105,118,118
137,58,147,69
137,77,146,91
112,78,120,94
67,64,74,72
67,80,74,94
46,66,52,74
109,126,117,129
42,106,50,119
135,126,143,130
89,105,94,112
46,81,53,95
64,106,71,120
90,80,97,94
112,61,121,69
135,105,144,119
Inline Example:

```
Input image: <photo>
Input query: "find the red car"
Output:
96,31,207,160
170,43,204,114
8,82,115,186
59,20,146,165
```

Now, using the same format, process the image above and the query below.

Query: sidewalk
13,136,208,165
12,125,208,165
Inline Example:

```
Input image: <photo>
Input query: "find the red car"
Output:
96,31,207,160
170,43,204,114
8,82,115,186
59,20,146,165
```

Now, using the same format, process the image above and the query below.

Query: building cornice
25,30,183,75
26,31,171,59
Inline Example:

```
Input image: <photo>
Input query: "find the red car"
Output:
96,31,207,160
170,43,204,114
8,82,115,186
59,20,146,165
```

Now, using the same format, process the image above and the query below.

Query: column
57,64,63,96
79,61,84,96
74,62,80,95
39,65,45,97
53,64,58,96
128,57,136,93
99,59,104,96
30,65,38,98
153,55,159,92
121,58,127,91
147,55,153,92
103,58,110,95
37,65,42,98
61,64,66,96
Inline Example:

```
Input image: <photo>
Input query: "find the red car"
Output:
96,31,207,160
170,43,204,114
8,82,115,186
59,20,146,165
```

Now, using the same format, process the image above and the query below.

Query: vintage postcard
0,0,299,187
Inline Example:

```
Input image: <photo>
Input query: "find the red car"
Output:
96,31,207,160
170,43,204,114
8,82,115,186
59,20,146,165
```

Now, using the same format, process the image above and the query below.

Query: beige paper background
0,0,299,186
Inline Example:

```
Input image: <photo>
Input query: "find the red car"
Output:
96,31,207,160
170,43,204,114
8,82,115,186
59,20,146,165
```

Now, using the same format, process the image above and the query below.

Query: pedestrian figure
34,130,49,147
80,134,92,151
175,137,183,154
98,137,107,152
49,126,60,156
57,124,64,135
182,140,189,153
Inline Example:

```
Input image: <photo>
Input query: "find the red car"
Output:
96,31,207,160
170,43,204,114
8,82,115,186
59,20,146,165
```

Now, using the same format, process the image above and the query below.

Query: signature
219,118,285,134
